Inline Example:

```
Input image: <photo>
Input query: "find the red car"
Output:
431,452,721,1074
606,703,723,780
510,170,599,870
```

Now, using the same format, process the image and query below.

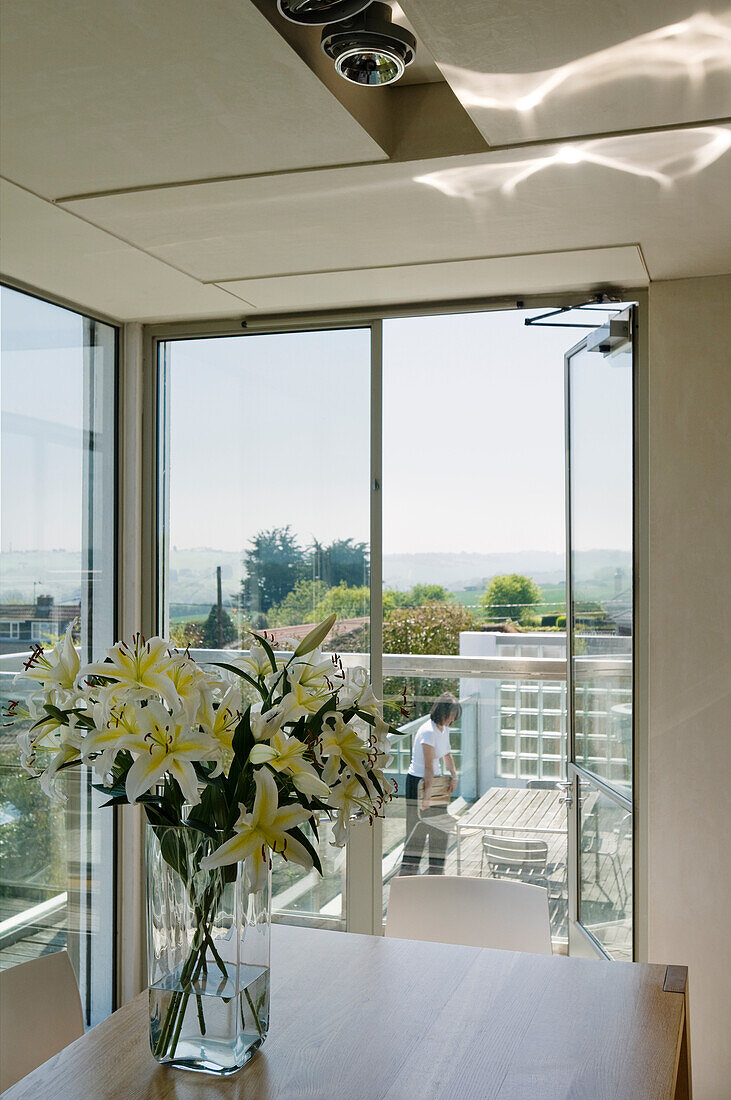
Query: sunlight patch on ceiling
440,13,731,115
415,126,731,200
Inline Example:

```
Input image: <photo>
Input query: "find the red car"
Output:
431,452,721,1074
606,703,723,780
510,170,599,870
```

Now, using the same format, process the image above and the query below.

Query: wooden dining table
4,924,690,1099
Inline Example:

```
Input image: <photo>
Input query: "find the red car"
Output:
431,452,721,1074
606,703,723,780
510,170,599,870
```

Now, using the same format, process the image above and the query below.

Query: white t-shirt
407,718,452,778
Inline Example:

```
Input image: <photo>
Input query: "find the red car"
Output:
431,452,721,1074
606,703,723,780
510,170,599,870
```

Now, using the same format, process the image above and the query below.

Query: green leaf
367,769,383,798
286,825,323,876
231,708,255,769
212,662,266,699
293,614,336,658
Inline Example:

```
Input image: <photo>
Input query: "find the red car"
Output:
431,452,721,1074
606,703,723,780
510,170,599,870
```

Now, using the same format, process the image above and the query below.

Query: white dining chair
0,950,85,1090
385,875,552,954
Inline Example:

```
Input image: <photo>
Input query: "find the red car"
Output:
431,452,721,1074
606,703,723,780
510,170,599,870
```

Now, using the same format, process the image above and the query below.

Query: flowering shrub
5,614,399,889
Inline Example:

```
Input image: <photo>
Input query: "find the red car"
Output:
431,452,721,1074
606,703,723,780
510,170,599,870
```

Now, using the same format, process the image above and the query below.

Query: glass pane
578,777,632,960
569,338,633,791
160,328,371,929
0,286,116,1024
381,310,572,945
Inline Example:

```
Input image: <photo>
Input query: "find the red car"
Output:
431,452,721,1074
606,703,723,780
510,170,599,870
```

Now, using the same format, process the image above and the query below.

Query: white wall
647,275,731,1100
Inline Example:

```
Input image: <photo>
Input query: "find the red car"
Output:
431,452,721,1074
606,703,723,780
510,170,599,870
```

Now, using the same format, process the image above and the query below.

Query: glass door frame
564,306,639,961
141,289,649,945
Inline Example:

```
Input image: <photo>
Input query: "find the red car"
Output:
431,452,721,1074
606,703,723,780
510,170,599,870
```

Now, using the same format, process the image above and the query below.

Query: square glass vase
146,824,270,1075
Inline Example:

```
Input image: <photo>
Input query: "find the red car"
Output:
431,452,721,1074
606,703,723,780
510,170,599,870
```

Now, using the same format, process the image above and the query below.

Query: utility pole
216,566,224,649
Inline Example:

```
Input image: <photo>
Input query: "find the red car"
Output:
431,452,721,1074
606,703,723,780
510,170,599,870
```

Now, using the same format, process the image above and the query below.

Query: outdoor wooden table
455,786,568,873
4,924,690,1099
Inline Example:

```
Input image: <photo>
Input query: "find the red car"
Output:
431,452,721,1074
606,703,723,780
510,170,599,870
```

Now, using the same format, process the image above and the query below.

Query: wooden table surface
4,925,689,1100
455,787,568,872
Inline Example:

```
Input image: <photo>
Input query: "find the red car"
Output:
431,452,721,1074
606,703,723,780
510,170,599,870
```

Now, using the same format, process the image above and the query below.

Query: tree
240,526,308,614
312,538,369,588
382,603,476,723
383,584,453,612
383,602,476,657
201,604,236,648
480,573,542,623
268,579,329,627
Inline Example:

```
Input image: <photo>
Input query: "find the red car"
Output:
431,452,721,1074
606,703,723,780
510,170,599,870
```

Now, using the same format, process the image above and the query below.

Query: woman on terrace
399,692,461,876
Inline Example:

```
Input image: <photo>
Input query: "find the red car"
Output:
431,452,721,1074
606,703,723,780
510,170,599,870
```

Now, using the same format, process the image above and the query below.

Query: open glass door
564,308,635,960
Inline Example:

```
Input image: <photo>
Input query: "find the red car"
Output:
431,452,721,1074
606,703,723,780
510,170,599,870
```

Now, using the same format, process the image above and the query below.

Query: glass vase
146,824,270,1075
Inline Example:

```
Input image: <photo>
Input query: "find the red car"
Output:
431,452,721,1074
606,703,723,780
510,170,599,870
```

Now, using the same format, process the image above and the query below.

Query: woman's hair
430,692,462,726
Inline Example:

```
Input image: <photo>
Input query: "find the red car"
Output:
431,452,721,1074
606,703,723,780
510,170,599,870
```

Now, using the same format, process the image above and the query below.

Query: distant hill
1,547,632,611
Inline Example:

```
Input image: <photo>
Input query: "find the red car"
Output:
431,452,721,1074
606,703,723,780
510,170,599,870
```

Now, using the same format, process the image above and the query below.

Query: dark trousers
399,773,448,876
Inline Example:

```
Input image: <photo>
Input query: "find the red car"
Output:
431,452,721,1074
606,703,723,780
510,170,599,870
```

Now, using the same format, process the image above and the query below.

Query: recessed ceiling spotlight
277,0,373,25
321,2,416,86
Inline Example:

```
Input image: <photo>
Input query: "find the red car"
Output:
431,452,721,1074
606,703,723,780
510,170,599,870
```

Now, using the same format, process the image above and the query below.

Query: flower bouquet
5,614,400,1075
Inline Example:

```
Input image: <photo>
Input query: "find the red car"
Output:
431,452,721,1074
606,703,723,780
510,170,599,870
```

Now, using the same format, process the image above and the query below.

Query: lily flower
79,634,179,715
319,712,370,786
326,770,378,846
276,676,332,726
81,700,148,779
167,652,219,725
14,625,80,703
229,638,281,680
337,665,380,716
250,702,287,742
201,685,242,750
201,768,312,890
250,731,330,799
121,701,217,806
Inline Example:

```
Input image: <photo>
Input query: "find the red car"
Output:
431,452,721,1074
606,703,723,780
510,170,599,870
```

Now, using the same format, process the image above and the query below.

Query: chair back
526,779,558,790
0,950,84,1090
482,834,548,875
385,875,552,954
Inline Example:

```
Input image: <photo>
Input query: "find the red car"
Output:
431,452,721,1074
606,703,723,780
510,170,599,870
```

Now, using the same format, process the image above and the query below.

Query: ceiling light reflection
415,127,731,201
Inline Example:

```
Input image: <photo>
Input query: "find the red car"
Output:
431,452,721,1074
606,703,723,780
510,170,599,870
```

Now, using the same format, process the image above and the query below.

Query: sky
1,290,631,572
165,310,578,557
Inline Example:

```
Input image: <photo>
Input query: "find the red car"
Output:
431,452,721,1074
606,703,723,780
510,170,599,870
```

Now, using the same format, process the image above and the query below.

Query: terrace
0,634,631,963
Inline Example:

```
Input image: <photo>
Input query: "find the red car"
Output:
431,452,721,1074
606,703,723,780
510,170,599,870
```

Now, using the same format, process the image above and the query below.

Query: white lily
337,665,380,716
250,702,287,742
14,625,80,703
81,701,148,779
326,770,377,847
201,684,242,751
276,676,332,726
80,634,179,715
319,712,370,787
200,768,312,890
229,637,280,680
167,652,219,725
285,649,335,694
250,731,330,799
121,701,217,805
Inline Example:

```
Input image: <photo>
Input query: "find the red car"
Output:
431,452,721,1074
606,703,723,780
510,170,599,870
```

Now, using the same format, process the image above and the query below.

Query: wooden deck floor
0,896,68,971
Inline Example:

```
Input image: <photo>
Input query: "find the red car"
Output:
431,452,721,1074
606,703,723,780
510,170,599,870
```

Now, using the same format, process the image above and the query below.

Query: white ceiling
1,0,730,321
404,0,731,144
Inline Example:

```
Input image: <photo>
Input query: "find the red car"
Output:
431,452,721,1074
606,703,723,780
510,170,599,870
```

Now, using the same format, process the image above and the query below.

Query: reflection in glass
0,286,116,1023
380,310,573,944
578,777,632,960
161,328,371,928
569,339,633,790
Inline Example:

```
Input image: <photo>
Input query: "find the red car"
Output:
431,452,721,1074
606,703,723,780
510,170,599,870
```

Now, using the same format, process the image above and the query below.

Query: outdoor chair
386,875,552,954
480,834,550,887
526,779,559,790
0,950,84,1090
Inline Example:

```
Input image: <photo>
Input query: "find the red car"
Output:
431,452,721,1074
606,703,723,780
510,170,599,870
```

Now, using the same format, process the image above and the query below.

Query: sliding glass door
565,310,634,960
0,285,117,1023
155,304,637,953
158,327,371,929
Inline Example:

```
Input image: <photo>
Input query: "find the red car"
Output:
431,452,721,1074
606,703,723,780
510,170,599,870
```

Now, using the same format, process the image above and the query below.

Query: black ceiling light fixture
277,0,372,25
321,2,416,86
